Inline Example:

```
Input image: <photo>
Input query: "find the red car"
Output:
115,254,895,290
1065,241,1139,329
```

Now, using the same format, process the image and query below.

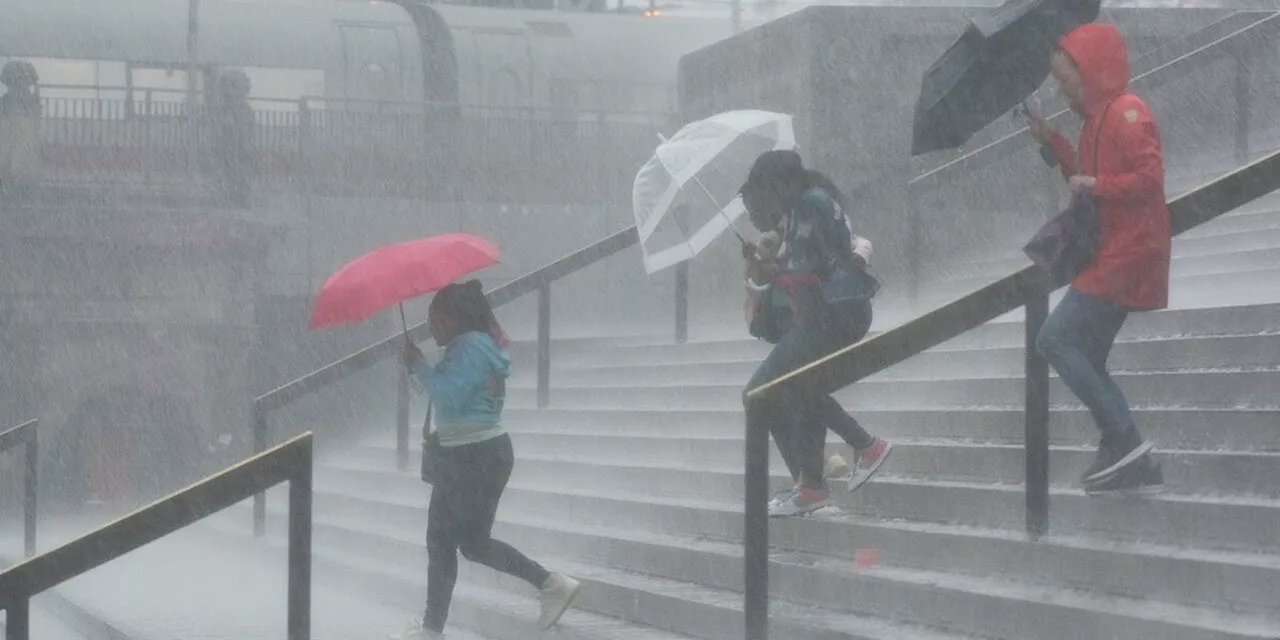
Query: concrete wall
0,196,269,506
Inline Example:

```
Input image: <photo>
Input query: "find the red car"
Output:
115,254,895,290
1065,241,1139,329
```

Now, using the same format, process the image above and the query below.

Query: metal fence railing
1,87,670,206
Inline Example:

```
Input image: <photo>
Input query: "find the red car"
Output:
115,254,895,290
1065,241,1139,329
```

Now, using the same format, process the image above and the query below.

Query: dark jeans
745,299,875,488
425,433,549,632
1035,288,1141,443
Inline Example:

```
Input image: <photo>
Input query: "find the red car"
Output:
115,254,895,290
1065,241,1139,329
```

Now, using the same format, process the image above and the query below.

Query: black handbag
749,286,791,344
420,400,440,484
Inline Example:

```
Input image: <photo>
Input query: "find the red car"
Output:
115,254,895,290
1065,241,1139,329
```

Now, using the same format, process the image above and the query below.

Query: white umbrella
632,110,796,275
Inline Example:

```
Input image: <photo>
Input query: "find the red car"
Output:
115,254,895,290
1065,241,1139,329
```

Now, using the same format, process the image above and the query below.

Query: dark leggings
424,433,549,632
745,299,875,488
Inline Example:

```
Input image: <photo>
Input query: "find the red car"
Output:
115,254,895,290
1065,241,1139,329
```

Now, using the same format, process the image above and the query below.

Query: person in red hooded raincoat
1026,23,1170,495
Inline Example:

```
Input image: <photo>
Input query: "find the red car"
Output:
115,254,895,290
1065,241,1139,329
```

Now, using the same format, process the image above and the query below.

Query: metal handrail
911,10,1280,188
740,146,1280,640
249,224,658,535
0,432,314,640
0,420,38,559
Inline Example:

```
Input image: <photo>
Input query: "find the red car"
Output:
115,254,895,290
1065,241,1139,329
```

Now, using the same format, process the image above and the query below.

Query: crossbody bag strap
1090,98,1121,176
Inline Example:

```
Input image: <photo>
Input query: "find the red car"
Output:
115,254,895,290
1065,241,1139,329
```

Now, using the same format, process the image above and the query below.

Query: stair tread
276,467,1280,571
357,435,1280,460
203,519,718,640
240,511,989,640
247,500,1280,637
541,331,1280,370
320,455,1280,508
505,366,1280,391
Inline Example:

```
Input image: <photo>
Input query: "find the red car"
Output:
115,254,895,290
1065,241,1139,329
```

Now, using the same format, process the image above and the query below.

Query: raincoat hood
1059,23,1129,115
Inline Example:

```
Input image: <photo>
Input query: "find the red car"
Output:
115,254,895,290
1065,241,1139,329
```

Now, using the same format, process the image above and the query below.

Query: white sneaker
389,618,443,640
538,573,582,629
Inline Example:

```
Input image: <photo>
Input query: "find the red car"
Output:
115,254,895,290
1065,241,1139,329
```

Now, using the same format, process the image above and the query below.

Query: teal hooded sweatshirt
410,330,509,447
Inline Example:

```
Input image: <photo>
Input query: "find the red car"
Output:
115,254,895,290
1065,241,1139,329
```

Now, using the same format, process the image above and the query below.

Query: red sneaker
847,439,892,492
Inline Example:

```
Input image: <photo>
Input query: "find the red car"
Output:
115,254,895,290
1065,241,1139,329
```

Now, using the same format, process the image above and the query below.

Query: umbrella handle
399,302,409,336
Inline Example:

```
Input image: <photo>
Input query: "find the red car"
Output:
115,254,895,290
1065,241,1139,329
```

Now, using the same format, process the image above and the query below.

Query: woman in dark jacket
741,150,892,517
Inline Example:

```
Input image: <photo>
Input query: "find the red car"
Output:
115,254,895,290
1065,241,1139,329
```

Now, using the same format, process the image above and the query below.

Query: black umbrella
912,0,1100,156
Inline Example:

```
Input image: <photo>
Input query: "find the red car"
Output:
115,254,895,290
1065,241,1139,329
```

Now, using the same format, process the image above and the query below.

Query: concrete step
928,198,1280,283
288,476,1280,615
929,243,1280,294
317,458,1280,554
496,406,1280,451
506,368,1280,412
13,526,491,640
210,510,967,640
526,332,1280,387
278,508,1280,640
938,223,1280,285
545,303,1280,369
195,520,654,640
248,474,1280,633
350,437,1280,498
917,263,1280,315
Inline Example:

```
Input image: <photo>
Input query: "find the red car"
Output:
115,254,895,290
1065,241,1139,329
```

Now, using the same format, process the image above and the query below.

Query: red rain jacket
1046,24,1171,311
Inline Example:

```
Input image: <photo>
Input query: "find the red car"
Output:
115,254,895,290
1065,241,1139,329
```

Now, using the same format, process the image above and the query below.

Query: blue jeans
745,300,875,487
1035,288,1141,443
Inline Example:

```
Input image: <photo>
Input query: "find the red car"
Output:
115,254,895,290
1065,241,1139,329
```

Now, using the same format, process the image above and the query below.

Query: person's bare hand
402,339,424,367
1025,111,1054,145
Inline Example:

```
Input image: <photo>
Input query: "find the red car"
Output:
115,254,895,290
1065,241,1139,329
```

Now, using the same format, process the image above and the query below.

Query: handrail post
537,280,552,408
7,597,31,640
287,441,313,640
743,401,770,640
253,401,267,538
675,261,689,344
1025,291,1051,539
396,364,410,471
24,423,38,558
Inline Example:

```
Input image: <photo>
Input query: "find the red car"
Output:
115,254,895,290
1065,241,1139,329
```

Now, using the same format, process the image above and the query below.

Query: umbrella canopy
632,110,796,275
912,0,1099,156
309,233,500,330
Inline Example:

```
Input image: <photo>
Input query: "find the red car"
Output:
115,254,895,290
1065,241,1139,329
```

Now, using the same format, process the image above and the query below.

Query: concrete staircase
189,156,1280,639
206,278,1280,639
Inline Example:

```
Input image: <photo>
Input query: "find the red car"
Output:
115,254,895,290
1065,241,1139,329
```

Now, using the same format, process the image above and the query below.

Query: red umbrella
309,233,500,331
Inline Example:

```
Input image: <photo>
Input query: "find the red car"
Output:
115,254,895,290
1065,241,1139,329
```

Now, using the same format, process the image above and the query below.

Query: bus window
131,65,198,103
239,67,325,110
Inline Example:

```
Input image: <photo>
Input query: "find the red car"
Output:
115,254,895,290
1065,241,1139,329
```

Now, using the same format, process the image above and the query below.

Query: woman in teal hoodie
392,281,580,640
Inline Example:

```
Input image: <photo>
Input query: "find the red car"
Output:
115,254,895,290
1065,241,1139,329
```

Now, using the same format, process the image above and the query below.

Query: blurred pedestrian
212,69,254,208
0,60,41,196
